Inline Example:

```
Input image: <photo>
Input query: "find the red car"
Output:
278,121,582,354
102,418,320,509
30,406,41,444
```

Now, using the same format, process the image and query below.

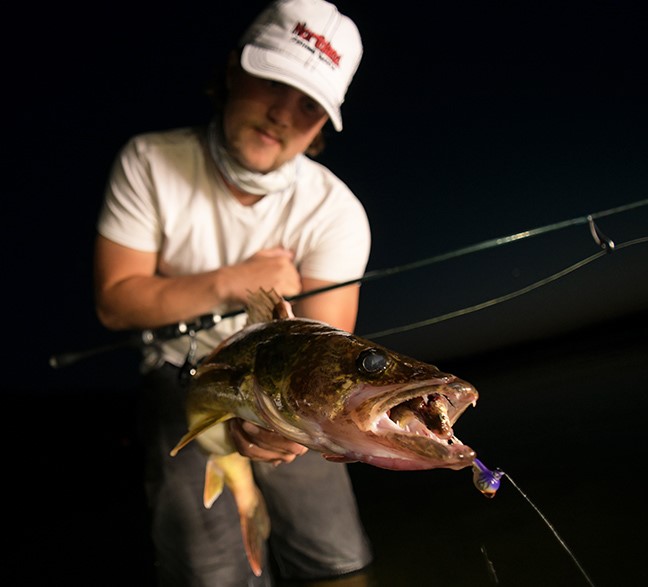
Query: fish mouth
348,379,478,467
367,380,476,435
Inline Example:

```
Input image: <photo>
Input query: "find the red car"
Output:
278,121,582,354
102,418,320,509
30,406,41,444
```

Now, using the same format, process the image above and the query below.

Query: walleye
171,288,479,576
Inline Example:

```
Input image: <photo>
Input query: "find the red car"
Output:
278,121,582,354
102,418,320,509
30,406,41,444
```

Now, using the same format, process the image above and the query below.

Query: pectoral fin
169,413,233,457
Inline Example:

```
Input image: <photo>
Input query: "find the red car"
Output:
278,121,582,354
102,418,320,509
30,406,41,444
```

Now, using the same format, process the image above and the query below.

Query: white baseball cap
239,0,363,131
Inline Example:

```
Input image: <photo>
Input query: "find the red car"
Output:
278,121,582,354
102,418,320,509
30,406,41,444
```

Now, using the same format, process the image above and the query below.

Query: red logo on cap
292,22,341,66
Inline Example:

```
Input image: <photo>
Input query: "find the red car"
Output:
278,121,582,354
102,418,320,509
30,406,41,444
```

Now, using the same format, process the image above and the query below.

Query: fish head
252,322,478,471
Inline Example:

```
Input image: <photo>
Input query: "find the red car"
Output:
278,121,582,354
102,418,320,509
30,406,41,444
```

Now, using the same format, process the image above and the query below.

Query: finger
254,247,294,259
234,429,298,463
245,442,299,464
249,433,308,456
228,420,290,462
240,421,307,455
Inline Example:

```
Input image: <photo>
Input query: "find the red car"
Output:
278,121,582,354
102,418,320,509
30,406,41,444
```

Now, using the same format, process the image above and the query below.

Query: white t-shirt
97,126,371,367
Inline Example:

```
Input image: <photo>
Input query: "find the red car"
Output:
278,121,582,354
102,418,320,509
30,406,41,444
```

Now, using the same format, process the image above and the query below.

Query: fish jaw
319,378,478,471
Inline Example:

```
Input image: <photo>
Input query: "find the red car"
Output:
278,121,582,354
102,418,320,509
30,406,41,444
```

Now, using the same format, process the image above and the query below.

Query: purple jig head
472,458,503,498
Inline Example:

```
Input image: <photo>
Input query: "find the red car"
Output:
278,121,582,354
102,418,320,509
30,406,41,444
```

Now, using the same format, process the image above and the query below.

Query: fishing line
360,236,648,340
472,460,596,585
502,472,597,587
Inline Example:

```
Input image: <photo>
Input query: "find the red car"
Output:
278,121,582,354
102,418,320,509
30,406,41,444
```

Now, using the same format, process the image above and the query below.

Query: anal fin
204,456,225,508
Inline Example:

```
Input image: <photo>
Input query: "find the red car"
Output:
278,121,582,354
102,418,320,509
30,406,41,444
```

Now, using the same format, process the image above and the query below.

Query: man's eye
302,98,325,117
267,79,284,89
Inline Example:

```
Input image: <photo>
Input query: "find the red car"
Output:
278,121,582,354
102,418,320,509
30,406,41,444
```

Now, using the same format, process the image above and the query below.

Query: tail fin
210,453,271,576
239,485,271,577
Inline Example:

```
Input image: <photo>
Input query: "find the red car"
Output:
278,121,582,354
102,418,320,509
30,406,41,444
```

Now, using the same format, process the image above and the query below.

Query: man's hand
224,247,302,303
228,419,308,465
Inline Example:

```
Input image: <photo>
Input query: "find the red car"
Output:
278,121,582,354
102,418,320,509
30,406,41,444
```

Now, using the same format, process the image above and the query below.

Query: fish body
171,289,479,575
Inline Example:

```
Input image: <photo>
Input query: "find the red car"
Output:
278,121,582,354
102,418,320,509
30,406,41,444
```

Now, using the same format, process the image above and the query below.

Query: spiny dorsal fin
245,288,294,326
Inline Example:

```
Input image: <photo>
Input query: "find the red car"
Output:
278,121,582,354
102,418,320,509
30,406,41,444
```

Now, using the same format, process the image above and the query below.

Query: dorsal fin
245,288,294,326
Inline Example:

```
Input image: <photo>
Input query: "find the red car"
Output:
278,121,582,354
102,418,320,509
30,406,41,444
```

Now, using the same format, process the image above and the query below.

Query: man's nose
267,88,301,126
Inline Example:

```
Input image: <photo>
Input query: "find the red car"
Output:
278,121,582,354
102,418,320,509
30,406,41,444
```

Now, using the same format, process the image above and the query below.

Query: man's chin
234,151,279,175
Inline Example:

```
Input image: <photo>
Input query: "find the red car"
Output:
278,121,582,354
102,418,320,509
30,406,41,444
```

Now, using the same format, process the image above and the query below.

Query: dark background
7,1,648,585
8,0,647,385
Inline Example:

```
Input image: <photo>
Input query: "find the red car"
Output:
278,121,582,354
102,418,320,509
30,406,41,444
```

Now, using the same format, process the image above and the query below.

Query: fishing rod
362,235,648,340
48,198,647,369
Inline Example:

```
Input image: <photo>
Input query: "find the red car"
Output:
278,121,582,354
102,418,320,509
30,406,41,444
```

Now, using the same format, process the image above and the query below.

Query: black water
350,310,648,587
8,310,647,586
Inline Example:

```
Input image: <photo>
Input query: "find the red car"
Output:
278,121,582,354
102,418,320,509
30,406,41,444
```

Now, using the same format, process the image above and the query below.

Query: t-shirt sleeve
96,137,162,252
298,188,371,283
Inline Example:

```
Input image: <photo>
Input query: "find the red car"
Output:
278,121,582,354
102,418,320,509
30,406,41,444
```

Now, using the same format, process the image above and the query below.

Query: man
94,1,373,585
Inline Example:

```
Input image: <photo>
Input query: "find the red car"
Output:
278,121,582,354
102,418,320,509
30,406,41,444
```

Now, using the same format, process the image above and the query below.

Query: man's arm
294,277,361,332
93,235,302,330
95,234,309,463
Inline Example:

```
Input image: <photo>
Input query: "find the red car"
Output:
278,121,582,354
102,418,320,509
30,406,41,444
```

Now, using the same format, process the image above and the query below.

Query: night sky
9,1,647,394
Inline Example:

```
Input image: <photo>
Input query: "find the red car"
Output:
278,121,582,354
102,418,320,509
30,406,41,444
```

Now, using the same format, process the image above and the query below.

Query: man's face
222,60,329,173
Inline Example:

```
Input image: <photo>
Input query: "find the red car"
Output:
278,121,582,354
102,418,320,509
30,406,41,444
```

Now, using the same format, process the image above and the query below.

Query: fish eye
356,348,388,375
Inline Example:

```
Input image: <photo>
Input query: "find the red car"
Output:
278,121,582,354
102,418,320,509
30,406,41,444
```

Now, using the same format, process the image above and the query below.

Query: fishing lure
472,458,504,498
